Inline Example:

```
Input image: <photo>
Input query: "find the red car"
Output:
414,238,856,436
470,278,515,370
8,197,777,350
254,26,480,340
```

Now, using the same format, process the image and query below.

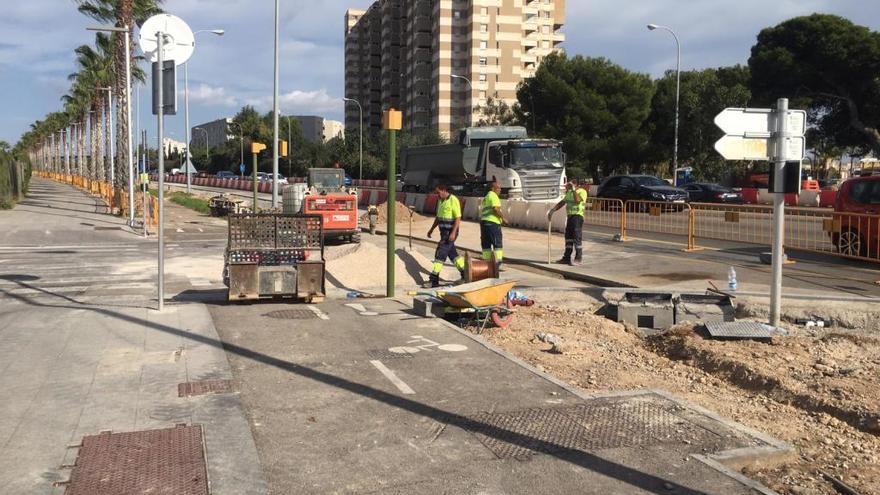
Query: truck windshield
509,147,563,168
310,171,344,190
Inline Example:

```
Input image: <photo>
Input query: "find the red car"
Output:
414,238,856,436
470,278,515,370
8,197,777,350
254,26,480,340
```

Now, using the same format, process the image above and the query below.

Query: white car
257,172,288,185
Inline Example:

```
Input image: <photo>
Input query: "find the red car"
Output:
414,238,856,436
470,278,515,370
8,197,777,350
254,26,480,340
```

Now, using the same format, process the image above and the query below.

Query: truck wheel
352,233,361,244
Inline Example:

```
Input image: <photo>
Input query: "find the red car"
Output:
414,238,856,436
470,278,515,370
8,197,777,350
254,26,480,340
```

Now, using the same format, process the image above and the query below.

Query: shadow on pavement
0,279,714,495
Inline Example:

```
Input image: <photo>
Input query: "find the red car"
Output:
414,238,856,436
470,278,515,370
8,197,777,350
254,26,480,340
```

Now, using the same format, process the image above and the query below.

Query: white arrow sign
714,108,806,137
715,135,806,162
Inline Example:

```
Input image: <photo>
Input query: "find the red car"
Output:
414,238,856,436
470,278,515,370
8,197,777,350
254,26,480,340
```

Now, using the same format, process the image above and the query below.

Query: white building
162,137,187,156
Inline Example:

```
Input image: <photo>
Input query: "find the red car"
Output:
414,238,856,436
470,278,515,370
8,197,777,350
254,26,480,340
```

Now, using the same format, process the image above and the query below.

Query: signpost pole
769,98,788,327
156,33,165,312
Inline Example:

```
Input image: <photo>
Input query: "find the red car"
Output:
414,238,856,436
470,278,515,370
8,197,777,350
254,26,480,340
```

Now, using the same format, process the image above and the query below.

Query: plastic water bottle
727,267,738,291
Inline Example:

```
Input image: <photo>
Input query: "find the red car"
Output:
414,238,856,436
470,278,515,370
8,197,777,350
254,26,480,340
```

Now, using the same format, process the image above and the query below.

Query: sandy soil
478,304,880,495
360,201,430,226
324,242,459,294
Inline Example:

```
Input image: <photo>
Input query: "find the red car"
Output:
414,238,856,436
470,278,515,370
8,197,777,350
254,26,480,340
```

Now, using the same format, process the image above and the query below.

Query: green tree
645,65,752,181
475,97,521,126
517,53,655,181
749,14,880,157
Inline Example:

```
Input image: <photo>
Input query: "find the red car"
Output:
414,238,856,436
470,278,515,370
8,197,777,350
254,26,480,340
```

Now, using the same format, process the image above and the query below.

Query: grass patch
150,190,211,215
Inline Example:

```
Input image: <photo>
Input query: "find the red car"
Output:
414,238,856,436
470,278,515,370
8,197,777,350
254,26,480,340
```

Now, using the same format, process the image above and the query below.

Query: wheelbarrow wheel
491,310,514,329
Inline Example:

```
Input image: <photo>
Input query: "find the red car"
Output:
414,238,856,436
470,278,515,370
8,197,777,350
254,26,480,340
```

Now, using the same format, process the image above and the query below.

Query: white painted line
345,303,367,312
369,360,415,395
307,305,329,320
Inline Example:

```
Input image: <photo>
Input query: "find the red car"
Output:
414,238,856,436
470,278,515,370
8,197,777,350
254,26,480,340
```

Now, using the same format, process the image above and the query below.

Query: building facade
295,116,345,144
190,117,233,151
345,0,565,136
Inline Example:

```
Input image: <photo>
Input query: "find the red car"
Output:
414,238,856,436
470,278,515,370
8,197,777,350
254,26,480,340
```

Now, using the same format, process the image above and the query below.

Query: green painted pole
252,153,259,211
387,129,397,297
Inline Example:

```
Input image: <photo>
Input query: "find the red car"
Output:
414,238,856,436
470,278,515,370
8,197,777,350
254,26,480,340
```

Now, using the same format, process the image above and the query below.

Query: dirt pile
360,201,429,226
323,242,458,293
479,304,880,495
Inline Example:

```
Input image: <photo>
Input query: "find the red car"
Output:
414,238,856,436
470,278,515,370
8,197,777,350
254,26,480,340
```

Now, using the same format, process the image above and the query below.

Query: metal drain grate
706,321,775,339
178,379,234,397
93,226,123,231
366,349,415,360
264,309,317,320
465,399,715,459
63,425,208,495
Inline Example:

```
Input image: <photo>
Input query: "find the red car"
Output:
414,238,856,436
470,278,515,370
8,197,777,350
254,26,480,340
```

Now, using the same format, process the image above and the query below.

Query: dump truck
301,168,360,243
399,126,566,201
223,213,325,303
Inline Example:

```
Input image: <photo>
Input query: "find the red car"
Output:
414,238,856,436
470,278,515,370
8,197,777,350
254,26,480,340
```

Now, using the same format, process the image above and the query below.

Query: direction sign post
139,14,195,312
713,99,807,328
768,98,789,327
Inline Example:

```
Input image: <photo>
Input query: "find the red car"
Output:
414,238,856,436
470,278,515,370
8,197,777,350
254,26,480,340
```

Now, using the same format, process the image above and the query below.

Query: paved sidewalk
0,179,265,494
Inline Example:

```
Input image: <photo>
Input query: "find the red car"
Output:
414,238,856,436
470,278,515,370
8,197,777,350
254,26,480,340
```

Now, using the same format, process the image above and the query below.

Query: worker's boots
425,272,441,288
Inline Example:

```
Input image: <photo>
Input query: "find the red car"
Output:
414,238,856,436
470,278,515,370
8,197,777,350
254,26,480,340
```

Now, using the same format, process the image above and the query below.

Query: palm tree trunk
90,107,98,179
96,100,105,181
114,0,133,188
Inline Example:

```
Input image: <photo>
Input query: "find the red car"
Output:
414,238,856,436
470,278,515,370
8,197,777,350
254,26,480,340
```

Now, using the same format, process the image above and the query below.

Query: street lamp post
451,74,473,127
228,121,244,173
272,0,281,208
342,98,363,181
88,25,135,224
184,29,225,193
647,23,681,174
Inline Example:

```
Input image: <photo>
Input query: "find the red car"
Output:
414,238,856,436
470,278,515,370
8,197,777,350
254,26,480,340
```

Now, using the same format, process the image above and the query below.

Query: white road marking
307,305,329,320
345,303,367,312
369,360,415,395
437,344,468,352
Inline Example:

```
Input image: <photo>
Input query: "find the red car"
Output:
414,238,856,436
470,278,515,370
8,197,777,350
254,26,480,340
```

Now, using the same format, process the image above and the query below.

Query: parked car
597,175,689,203
681,183,744,204
196,171,212,178
831,175,880,258
216,171,237,179
344,174,353,187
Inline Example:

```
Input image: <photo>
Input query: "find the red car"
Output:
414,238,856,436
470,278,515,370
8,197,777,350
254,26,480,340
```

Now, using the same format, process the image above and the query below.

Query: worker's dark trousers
563,215,584,261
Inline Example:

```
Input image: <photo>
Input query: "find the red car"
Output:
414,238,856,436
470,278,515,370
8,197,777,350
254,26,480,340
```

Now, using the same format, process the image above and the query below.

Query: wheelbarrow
437,278,517,333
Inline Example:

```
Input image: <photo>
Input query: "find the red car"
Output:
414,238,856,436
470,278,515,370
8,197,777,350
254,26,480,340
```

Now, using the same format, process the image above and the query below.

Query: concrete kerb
387,297,790,493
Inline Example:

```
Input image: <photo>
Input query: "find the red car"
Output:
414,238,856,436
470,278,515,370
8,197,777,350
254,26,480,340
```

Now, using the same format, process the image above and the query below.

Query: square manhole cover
178,379,234,397
64,425,208,495
264,309,317,320
465,399,718,459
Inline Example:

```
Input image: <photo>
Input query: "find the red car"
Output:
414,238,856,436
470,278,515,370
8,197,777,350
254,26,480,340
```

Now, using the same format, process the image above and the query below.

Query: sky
1,0,877,145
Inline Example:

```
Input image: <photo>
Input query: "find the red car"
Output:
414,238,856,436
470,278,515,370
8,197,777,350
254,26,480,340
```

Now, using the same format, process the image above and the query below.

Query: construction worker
480,180,505,270
548,179,588,265
426,184,466,287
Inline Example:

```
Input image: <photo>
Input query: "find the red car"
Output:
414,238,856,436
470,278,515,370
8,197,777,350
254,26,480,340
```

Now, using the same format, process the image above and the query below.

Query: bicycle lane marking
369,360,416,395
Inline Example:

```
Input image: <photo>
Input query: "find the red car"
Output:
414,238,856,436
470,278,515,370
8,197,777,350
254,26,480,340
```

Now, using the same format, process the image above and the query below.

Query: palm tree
75,0,164,187
68,33,114,182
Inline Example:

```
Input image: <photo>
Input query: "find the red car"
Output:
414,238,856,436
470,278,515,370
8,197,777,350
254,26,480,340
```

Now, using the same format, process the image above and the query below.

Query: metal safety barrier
584,198,625,239
622,200,696,251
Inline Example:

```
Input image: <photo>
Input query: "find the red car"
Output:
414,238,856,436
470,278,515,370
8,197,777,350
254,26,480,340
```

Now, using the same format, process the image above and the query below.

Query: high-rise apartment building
345,0,565,136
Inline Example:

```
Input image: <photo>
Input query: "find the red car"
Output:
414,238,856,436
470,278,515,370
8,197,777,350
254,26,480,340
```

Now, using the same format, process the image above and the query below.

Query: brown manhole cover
64,425,208,495
178,379,235,397
264,309,317,320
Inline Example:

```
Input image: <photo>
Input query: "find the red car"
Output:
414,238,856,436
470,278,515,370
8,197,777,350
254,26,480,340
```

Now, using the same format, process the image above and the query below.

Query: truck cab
486,139,566,201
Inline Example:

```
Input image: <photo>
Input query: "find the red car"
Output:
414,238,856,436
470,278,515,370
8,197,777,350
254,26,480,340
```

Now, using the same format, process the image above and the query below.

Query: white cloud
185,83,238,107
244,88,341,115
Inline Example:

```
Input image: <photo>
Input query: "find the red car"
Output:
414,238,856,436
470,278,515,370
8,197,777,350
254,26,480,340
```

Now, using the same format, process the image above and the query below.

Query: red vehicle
303,168,360,244
831,175,880,259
